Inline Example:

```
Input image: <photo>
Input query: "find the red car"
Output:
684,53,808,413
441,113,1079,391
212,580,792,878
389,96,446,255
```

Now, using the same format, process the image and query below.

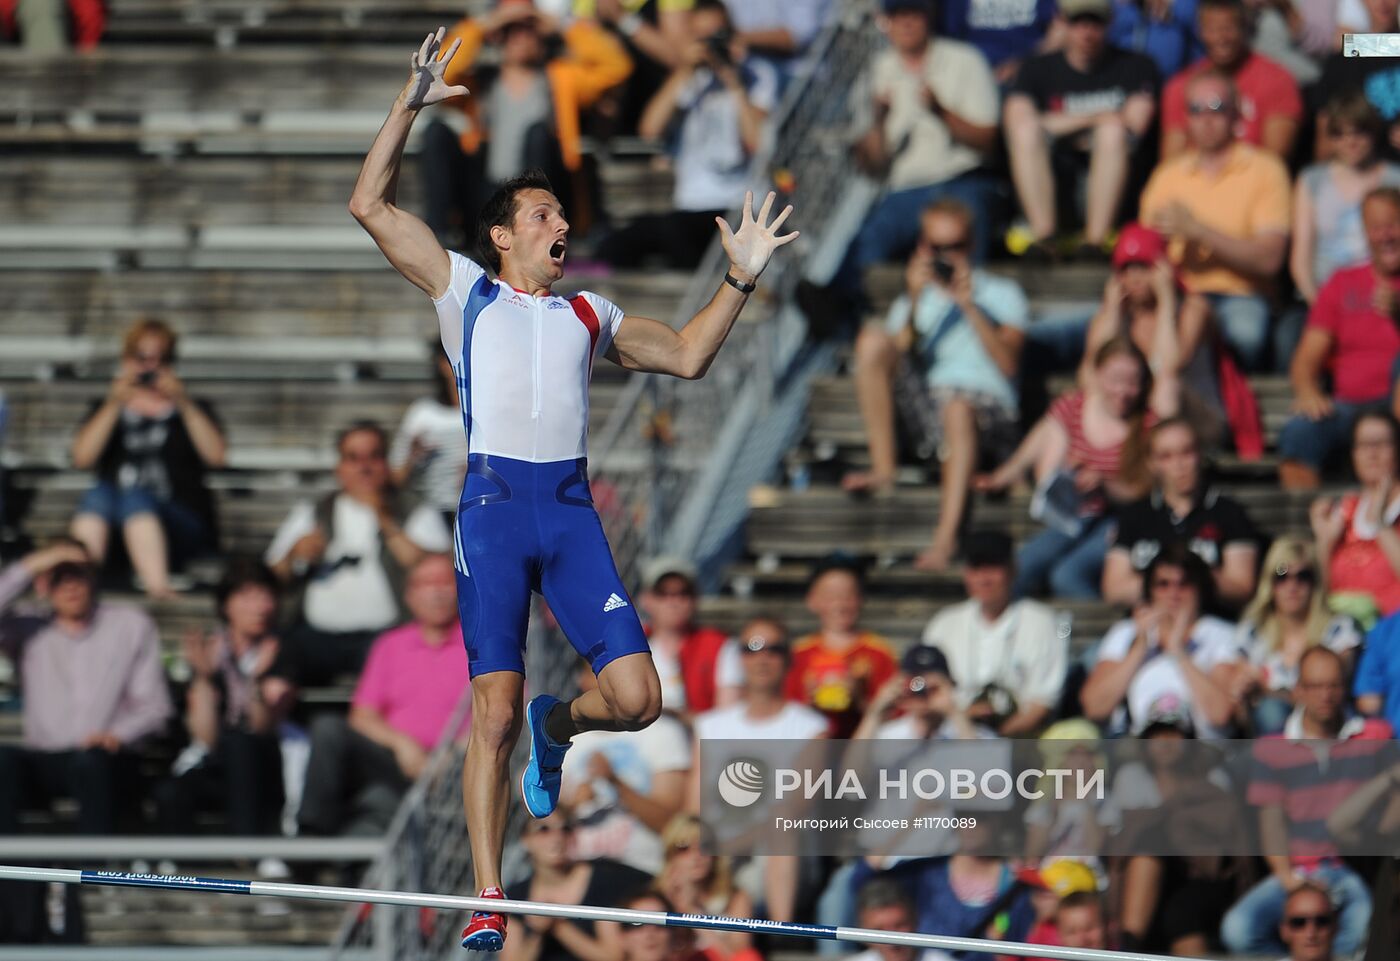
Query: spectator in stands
424,0,631,248
1220,647,1387,959
390,348,467,531
784,555,898,737
1081,543,1242,737
638,556,733,713
723,0,832,75
849,821,1036,958
579,0,693,134
265,421,450,688
597,0,777,269
0,0,103,52
692,617,830,742
1083,224,1224,449
1140,69,1290,371
842,0,1000,277
1109,712,1249,954
1313,0,1400,162
1310,411,1400,623
842,200,1028,571
1233,537,1363,735
1003,0,1158,260
0,540,172,834
657,814,758,961
846,879,954,961
1103,417,1259,608
1036,890,1110,958
1290,95,1400,308
940,0,1057,85
1159,0,1301,161
1282,188,1400,490
296,554,468,836
562,658,691,874
1107,0,1202,79
1276,883,1342,961
917,531,1067,735
618,892,708,961
1355,579,1400,734
503,808,653,961
981,337,1177,600
69,318,224,598
155,559,295,837
852,644,993,739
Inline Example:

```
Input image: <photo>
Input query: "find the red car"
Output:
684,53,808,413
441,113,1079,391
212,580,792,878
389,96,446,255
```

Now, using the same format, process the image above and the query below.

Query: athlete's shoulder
434,250,490,306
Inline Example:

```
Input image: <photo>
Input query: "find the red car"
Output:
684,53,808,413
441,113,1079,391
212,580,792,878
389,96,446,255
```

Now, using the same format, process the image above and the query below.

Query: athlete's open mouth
549,240,567,263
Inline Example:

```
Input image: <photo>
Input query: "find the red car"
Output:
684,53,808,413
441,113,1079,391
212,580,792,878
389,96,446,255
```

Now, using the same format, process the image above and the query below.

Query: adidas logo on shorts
603,593,629,613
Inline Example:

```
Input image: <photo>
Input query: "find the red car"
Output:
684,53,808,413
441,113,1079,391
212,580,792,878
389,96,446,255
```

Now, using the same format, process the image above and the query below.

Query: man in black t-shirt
1102,417,1259,608
1003,0,1158,259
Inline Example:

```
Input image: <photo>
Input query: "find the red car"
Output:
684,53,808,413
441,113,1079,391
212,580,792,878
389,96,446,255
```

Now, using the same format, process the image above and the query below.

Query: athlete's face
500,188,569,284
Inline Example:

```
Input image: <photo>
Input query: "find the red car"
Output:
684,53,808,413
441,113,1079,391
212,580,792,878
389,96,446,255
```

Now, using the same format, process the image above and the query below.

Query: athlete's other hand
401,27,469,110
717,191,799,285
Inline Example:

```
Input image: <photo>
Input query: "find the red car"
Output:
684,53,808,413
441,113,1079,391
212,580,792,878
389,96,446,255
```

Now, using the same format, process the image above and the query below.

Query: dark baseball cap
964,531,1014,568
901,644,954,682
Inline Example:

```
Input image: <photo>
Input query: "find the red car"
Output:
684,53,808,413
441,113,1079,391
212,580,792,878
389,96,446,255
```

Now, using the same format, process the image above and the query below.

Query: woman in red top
980,337,1179,599
1311,411,1400,624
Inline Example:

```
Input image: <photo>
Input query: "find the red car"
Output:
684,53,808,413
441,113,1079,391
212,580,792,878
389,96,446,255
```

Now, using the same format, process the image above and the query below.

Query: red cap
1112,223,1166,269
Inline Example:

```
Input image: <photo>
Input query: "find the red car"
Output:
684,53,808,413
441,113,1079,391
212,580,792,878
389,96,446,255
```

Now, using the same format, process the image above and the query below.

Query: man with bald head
1140,69,1291,371
1277,883,1339,961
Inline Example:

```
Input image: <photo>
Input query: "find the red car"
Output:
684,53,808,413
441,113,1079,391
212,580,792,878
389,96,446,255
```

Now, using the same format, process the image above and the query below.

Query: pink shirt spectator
0,563,172,751
1329,493,1400,619
1161,53,1302,147
1306,264,1400,404
352,621,470,751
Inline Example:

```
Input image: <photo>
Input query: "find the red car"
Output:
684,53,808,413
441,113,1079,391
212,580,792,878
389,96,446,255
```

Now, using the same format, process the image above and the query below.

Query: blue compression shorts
452,453,651,678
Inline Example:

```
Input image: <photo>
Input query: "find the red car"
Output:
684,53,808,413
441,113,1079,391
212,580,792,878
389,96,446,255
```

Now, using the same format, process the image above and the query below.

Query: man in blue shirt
1356,610,1400,734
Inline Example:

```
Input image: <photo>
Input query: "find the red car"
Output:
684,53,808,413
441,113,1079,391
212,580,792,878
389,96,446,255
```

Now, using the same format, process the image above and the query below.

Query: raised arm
607,191,798,379
349,28,470,298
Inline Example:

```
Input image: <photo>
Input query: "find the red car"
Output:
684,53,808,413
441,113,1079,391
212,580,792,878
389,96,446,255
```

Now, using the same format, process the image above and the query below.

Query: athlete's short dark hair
477,168,556,274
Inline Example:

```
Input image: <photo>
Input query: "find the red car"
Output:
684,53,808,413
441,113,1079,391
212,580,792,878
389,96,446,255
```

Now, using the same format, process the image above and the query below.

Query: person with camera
264,422,450,688
596,0,778,269
69,317,225,598
842,198,1029,573
916,531,1067,735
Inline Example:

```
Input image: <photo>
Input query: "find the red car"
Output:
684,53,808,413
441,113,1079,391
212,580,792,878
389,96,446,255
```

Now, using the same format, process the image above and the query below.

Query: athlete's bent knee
608,688,662,732
471,689,522,750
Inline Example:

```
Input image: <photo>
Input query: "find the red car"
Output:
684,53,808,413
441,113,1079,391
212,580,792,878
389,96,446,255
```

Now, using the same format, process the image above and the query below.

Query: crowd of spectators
6,0,1400,957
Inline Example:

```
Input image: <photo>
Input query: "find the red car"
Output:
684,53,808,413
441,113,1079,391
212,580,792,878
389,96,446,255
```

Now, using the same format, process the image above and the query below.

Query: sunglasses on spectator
1284,914,1334,931
1067,13,1106,25
1187,97,1230,116
1151,576,1190,590
527,822,572,835
1273,567,1316,586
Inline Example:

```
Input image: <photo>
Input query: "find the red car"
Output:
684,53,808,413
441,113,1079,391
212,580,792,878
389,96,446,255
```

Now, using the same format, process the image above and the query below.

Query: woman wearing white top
1229,537,1362,734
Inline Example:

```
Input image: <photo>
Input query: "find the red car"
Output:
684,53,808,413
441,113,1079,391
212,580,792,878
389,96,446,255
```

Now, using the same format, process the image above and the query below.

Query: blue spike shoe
520,694,570,818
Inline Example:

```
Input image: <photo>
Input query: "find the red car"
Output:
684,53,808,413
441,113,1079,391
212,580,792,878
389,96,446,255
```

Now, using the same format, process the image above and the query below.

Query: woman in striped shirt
979,336,1179,599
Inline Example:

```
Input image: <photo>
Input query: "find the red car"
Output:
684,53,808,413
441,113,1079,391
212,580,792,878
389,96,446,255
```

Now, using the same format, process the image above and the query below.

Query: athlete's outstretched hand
401,27,469,110
717,191,799,282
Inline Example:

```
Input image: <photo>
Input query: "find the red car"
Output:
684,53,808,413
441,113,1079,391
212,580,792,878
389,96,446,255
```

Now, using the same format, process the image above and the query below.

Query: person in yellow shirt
1139,68,1290,371
421,0,632,247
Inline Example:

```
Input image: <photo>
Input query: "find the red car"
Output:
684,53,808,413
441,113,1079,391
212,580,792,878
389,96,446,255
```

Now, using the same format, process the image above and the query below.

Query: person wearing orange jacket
421,0,632,248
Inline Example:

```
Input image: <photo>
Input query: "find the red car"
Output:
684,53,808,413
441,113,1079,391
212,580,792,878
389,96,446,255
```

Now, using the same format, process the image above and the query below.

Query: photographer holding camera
596,0,777,270
842,199,1029,573
69,318,225,598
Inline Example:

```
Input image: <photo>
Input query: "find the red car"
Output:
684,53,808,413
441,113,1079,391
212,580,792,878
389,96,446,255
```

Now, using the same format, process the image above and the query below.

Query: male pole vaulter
350,28,798,952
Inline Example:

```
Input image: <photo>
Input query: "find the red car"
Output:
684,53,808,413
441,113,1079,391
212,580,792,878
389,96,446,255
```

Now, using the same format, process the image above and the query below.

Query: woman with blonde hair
1231,537,1362,734
657,815,758,961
